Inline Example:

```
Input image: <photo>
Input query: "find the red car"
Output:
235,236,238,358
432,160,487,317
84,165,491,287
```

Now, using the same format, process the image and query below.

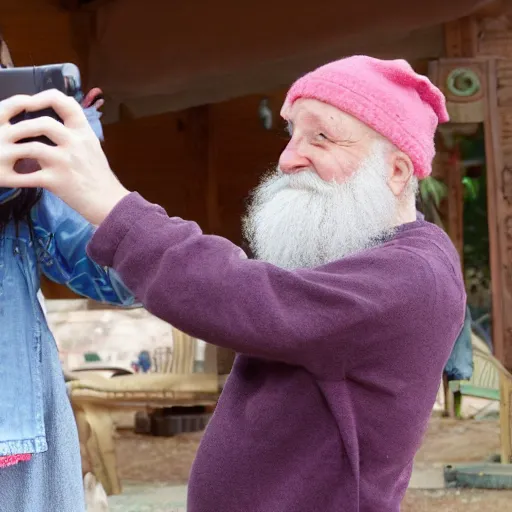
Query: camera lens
65,76,76,94
64,76,83,102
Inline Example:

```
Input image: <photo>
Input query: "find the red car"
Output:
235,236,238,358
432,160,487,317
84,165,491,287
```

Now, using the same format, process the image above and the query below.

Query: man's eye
316,133,329,142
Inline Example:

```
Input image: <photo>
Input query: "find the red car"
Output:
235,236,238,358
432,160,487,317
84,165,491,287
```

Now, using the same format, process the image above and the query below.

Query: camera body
0,63,83,145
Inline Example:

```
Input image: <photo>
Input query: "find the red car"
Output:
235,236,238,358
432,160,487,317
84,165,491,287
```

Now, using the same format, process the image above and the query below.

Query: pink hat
282,56,449,179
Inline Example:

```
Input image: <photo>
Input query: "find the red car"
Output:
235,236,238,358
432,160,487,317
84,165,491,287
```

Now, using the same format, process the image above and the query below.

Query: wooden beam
60,0,114,10
444,16,478,57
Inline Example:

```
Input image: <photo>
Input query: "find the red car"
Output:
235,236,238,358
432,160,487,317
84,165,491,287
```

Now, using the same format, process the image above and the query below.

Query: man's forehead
282,98,336,120
283,98,370,135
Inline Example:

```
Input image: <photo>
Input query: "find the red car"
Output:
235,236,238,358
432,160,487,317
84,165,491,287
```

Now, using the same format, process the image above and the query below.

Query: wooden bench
56,305,225,496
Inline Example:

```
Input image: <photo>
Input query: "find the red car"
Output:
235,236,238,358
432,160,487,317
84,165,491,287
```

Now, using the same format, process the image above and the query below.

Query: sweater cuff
87,192,160,267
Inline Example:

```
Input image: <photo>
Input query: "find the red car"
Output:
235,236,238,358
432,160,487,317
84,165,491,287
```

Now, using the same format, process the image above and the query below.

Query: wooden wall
208,91,287,241
103,108,210,229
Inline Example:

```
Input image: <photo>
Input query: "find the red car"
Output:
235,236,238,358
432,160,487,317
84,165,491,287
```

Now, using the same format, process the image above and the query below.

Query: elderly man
0,56,465,511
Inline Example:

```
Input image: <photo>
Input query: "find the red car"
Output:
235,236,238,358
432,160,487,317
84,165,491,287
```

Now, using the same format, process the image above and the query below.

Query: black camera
0,63,83,145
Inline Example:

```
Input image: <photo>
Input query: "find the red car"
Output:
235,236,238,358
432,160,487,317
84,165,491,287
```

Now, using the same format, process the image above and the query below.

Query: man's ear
0,33,14,68
388,151,414,197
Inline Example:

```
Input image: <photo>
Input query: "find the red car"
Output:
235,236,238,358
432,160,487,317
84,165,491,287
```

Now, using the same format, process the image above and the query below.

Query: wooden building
3,0,512,368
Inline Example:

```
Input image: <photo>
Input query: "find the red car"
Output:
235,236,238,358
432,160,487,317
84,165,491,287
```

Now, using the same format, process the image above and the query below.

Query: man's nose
278,142,310,174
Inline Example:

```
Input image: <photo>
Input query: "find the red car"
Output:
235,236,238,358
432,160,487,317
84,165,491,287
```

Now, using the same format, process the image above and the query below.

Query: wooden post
445,148,465,260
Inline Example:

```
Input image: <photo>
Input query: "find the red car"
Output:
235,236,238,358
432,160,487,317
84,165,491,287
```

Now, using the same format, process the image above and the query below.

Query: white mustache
264,169,339,194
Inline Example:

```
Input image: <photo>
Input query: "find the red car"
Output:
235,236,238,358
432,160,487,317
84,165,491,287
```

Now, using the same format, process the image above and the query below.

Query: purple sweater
88,193,465,512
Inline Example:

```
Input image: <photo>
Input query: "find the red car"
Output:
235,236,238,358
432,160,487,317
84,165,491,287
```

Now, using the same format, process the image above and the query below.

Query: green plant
463,172,490,280
418,176,448,228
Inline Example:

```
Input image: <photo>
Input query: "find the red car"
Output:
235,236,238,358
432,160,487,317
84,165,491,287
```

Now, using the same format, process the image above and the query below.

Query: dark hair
0,188,43,233
0,34,42,232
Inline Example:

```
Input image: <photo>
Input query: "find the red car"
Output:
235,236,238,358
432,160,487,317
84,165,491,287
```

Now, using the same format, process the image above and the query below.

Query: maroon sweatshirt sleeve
88,193,465,377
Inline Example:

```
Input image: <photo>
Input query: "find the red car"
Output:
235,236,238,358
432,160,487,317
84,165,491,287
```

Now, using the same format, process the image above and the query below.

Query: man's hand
0,90,130,225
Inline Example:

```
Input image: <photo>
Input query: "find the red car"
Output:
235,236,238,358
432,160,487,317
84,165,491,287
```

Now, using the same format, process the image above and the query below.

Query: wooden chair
473,347,512,464
67,326,221,496
449,334,500,418
449,342,512,464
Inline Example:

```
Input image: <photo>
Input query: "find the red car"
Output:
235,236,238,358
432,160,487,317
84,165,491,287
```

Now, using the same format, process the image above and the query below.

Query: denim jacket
444,306,474,382
0,191,135,457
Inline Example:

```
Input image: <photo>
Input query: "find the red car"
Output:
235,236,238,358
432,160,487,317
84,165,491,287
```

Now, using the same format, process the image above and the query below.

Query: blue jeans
0,335,85,512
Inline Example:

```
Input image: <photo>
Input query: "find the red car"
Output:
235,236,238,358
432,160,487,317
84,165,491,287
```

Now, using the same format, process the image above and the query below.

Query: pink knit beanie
282,56,449,179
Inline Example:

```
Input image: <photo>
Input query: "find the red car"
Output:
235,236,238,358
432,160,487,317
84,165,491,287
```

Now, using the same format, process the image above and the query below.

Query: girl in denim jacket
0,35,134,512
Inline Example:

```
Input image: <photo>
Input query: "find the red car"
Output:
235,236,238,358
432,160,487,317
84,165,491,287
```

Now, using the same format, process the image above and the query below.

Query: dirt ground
115,415,512,511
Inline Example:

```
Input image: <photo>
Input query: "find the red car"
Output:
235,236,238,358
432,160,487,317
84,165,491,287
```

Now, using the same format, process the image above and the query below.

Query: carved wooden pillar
433,17,478,262
430,58,509,368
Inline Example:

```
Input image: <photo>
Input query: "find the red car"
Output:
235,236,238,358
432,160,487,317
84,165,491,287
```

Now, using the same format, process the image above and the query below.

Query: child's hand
0,90,129,226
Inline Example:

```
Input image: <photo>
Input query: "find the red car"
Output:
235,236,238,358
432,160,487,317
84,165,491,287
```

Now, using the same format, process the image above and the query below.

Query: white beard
243,141,402,269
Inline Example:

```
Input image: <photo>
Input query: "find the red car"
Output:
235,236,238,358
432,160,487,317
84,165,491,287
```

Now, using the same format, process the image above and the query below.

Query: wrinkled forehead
282,98,381,142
